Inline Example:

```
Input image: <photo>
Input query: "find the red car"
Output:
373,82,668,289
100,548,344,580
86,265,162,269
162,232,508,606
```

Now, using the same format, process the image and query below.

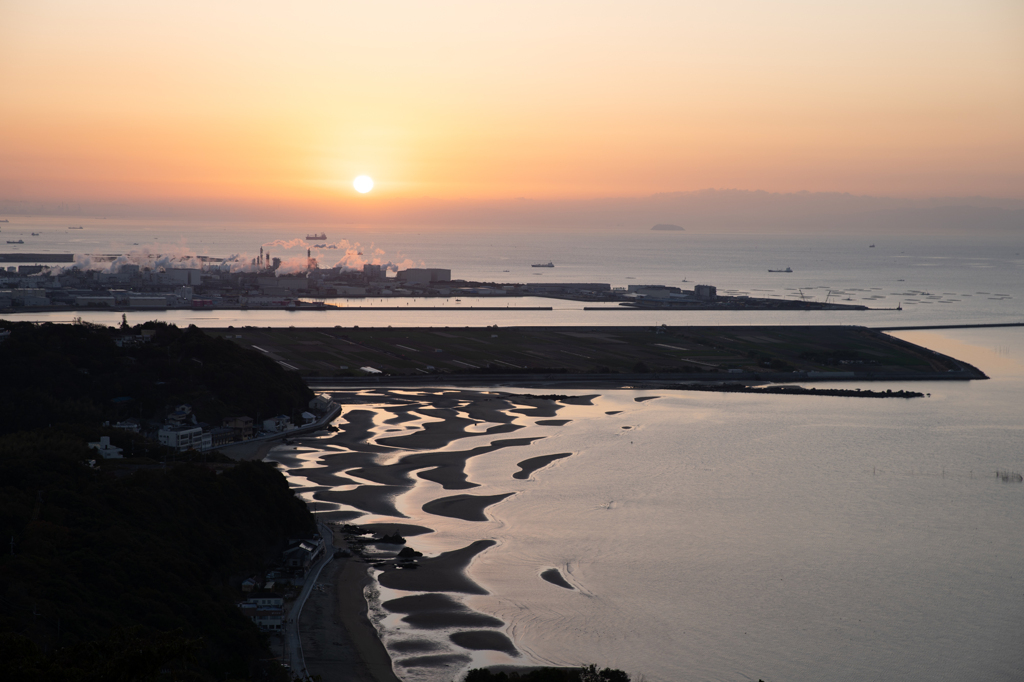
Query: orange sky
2,0,1023,211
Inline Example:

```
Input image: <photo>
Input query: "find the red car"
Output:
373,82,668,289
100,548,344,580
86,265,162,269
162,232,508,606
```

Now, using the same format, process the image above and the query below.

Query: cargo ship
306,233,327,241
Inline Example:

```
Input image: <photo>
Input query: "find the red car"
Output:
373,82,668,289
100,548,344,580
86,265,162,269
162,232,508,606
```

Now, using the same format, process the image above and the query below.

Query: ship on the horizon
6,239,24,244
306,233,327,241
68,225,83,229
532,261,554,267
768,267,793,273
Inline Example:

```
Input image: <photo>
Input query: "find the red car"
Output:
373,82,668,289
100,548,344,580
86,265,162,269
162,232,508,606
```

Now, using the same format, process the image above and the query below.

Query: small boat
532,262,554,268
869,244,875,248
306,233,327,240
6,239,24,244
30,232,40,236
768,267,793,273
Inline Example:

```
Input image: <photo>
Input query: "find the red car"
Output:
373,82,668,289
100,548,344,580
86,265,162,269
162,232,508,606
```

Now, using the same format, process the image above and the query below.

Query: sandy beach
268,388,593,681
301,551,400,682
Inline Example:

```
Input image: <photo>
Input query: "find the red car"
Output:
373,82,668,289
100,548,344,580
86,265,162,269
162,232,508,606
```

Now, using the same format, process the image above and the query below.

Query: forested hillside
0,321,318,680
0,319,313,435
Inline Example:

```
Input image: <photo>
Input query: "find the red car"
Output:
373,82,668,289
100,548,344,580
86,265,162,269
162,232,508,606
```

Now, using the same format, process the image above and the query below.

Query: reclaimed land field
209,325,985,383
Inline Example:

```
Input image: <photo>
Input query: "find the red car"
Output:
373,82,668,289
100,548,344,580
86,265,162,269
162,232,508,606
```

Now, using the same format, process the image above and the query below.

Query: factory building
396,268,451,285
693,284,717,300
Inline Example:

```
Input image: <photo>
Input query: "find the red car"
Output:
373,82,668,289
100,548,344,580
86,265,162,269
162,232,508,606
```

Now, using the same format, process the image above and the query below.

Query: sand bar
378,540,495,594
422,492,516,522
284,387,582,678
514,452,573,480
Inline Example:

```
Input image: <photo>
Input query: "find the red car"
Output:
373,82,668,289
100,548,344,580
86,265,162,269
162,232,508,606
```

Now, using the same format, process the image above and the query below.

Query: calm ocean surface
6,217,1024,680
306,327,1023,682
6,215,1023,328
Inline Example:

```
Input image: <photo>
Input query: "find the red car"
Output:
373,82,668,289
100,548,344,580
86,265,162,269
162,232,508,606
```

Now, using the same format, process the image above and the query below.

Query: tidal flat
276,327,1021,682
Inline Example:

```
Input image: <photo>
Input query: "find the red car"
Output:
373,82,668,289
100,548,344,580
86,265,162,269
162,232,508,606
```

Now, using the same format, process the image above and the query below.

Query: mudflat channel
274,389,597,680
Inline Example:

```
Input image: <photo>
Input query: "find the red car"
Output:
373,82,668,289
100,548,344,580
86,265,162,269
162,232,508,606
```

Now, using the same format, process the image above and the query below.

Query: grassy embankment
211,324,960,379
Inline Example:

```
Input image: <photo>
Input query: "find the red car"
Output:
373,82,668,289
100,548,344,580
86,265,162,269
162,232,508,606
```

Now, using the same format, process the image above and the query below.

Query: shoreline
267,335,993,681
301,543,401,682
267,388,596,681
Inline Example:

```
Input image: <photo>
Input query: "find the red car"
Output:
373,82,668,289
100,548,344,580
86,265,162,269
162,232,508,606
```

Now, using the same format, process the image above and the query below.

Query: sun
353,175,374,194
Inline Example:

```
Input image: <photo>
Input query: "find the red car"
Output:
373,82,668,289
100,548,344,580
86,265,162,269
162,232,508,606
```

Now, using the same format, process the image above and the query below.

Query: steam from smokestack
59,238,420,275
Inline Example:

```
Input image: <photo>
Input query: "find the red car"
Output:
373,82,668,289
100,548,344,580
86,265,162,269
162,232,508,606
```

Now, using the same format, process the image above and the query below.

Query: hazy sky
2,0,1022,212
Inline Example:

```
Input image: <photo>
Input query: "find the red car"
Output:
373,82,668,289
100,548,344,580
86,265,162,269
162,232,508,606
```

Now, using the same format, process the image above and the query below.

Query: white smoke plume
59,238,420,276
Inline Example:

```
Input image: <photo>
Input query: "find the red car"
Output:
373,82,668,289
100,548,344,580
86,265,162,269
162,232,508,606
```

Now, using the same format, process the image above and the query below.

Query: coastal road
220,401,342,462
285,521,335,677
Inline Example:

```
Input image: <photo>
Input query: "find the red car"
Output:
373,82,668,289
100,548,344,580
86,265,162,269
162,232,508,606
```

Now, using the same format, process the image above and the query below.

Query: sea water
6,215,1024,328
463,332,1023,682
328,327,1024,682
6,218,1024,680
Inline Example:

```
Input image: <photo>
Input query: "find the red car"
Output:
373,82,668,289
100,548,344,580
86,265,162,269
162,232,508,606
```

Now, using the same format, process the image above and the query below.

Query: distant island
651,224,685,231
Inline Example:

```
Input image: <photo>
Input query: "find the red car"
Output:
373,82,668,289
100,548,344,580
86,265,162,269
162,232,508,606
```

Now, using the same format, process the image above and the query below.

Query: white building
238,592,284,632
87,436,123,459
309,393,333,412
158,425,211,452
112,419,141,433
262,415,293,433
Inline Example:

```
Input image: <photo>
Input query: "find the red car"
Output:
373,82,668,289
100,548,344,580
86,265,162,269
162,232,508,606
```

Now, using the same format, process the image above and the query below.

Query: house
112,419,141,433
113,332,153,348
262,415,293,433
158,425,210,452
87,436,123,459
222,416,253,441
165,404,194,427
282,536,324,572
238,591,284,632
209,426,235,447
308,393,333,412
